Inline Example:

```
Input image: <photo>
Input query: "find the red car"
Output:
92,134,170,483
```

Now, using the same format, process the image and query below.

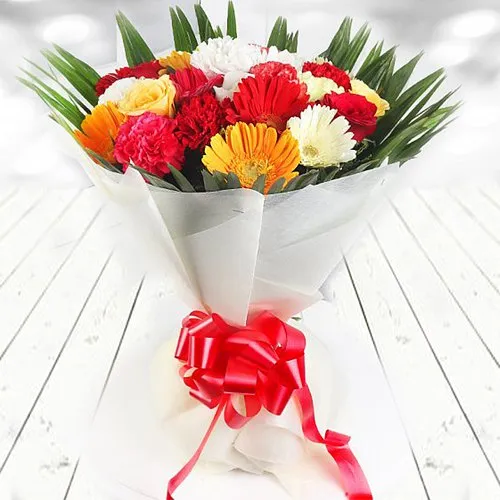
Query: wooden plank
391,189,500,366
366,197,500,496
0,188,103,361
0,189,80,287
64,271,190,500
416,189,500,293
0,193,118,471
304,263,429,500
0,188,45,243
0,255,143,500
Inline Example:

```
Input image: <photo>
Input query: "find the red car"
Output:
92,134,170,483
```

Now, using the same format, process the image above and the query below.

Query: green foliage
116,11,156,66
226,1,237,38
267,17,299,52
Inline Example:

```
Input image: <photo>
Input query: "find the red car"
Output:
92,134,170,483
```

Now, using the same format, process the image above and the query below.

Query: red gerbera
302,61,351,91
175,92,226,151
226,74,309,132
95,60,162,96
322,92,377,141
250,62,299,82
170,67,223,102
114,112,184,176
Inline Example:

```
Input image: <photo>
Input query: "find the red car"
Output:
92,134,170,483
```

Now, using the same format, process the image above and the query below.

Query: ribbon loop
167,311,373,500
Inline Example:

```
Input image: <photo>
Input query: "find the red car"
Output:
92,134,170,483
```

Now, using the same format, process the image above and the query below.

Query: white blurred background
0,0,499,187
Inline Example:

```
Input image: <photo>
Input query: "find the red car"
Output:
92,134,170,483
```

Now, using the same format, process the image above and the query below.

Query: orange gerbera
202,122,300,193
159,50,191,74
74,103,126,163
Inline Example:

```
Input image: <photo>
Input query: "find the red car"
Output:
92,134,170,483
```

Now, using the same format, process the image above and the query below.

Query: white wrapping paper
72,146,409,499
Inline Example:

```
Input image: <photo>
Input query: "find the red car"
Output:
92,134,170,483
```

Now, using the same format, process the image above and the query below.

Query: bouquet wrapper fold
75,148,409,499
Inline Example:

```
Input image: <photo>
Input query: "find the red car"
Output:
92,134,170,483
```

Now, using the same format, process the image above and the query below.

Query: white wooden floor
0,184,500,500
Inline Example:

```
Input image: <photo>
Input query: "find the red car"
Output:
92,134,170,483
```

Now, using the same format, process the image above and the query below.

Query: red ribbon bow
167,311,373,500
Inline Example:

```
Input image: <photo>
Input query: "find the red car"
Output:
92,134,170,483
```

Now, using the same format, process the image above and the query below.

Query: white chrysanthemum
263,46,304,69
287,104,356,167
191,36,264,77
214,70,253,101
98,77,139,105
299,71,344,102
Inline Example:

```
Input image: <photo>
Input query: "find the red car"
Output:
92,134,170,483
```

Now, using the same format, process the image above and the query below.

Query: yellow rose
118,75,176,117
299,71,344,102
159,50,191,74
350,79,390,117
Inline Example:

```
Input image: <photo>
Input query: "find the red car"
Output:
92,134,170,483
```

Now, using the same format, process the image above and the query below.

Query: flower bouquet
21,2,458,499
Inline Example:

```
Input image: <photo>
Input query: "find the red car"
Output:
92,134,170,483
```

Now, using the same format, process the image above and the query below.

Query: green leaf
356,41,383,76
268,17,284,48
284,171,319,192
320,17,352,66
373,68,445,143
277,18,288,50
116,11,155,66
226,172,242,189
202,170,219,191
356,45,397,89
53,44,100,86
252,175,266,193
169,166,196,192
194,3,216,41
24,59,91,114
85,149,122,173
323,167,341,182
170,8,191,52
129,163,180,190
226,0,237,38
342,23,371,71
214,25,224,38
267,178,286,194
212,171,228,189
18,77,84,129
176,7,198,51
382,52,423,103
19,69,87,124
42,49,98,106
288,31,299,53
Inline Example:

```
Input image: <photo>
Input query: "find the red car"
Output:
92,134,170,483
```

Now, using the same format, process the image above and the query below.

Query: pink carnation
114,113,185,176
250,62,299,82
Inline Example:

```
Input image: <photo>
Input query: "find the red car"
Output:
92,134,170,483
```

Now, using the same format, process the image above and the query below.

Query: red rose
175,92,226,151
95,60,162,96
114,112,185,176
302,61,351,91
322,92,377,141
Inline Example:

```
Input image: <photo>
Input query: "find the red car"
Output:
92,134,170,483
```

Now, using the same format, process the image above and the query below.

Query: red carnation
114,112,185,176
250,62,299,82
302,61,351,91
95,60,162,96
226,74,309,132
322,92,377,141
170,67,223,101
175,92,226,151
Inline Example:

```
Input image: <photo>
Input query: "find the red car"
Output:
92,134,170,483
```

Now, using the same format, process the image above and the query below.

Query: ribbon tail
296,386,373,500
167,396,228,500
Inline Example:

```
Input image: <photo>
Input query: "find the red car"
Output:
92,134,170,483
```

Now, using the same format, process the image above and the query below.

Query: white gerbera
299,71,344,102
191,36,264,77
214,70,253,101
287,104,356,167
98,77,139,105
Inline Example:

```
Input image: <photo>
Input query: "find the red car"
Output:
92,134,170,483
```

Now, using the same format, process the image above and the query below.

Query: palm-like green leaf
226,1,237,38
169,166,196,192
116,11,155,66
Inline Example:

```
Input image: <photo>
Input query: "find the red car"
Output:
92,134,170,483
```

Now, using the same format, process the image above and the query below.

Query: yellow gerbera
159,50,191,74
202,122,300,193
74,102,126,163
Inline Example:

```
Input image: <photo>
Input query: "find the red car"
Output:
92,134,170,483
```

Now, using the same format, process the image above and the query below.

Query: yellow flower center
303,144,319,158
231,157,271,186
